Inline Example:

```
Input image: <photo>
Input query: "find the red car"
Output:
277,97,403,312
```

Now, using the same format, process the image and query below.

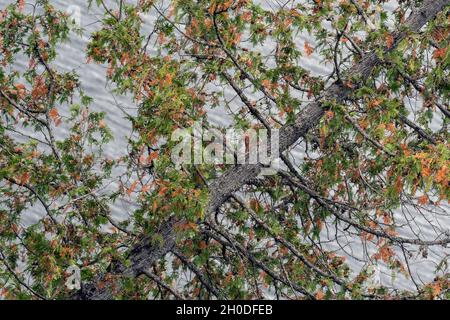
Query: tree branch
73,0,450,299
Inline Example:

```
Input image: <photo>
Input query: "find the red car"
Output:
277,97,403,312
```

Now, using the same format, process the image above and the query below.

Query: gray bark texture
73,0,449,299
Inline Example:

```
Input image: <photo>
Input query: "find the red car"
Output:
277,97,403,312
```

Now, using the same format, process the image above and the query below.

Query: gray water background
0,0,448,294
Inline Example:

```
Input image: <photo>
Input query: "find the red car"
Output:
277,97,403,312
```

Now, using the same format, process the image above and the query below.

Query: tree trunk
73,0,449,299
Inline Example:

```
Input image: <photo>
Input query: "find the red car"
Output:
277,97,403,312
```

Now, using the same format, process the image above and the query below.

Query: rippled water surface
1,0,448,293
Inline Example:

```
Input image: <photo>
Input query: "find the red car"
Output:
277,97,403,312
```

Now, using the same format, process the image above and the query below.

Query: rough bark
72,219,177,299
208,0,449,212
74,0,449,299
